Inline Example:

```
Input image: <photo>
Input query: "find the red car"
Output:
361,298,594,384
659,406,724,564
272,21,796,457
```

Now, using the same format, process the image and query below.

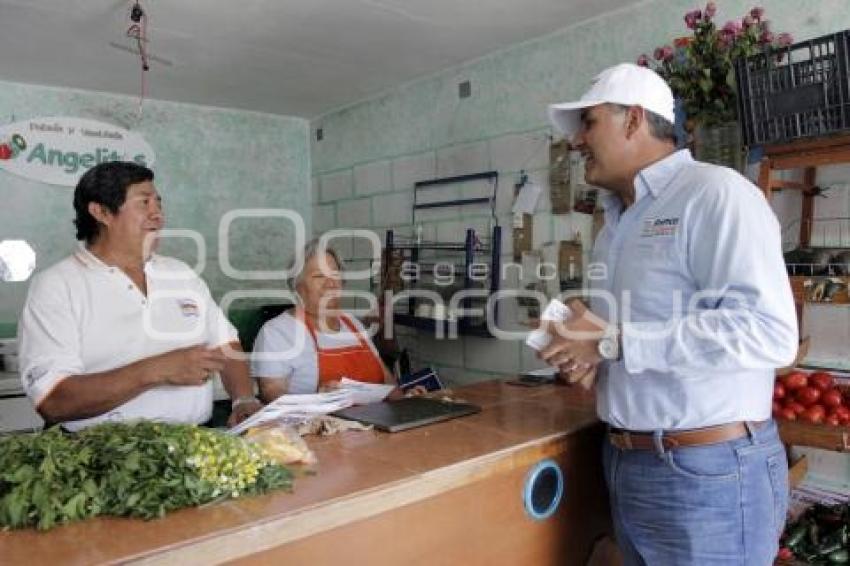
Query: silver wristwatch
597,325,620,361
231,395,260,410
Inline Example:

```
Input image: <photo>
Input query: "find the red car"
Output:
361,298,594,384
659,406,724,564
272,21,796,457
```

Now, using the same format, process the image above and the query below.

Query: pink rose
684,9,701,29
759,30,775,44
777,32,794,47
742,14,755,28
722,20,742,35
661,45,675,61
705,2,717,18
750,7,765,21
637,54,650,67
654,47,665,60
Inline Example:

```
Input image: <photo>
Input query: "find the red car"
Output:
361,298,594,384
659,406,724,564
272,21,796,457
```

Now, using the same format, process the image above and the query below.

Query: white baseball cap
548,63,675,140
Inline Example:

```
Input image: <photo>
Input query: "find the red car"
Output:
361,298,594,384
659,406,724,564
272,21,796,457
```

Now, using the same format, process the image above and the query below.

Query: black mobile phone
505,373,556,387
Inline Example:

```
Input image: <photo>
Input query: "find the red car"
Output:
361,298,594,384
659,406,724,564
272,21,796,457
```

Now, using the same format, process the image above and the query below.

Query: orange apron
299,310,387,387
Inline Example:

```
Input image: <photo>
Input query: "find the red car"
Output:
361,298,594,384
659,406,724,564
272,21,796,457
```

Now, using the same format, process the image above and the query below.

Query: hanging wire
126,2,149,118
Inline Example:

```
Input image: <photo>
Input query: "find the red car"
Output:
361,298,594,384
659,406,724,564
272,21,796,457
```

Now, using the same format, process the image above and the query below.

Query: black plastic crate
735,30,850,146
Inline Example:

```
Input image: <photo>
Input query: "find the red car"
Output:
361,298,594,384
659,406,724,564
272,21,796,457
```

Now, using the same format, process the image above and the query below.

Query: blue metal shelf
413,171,498,188
383,225,502,338
393,314,496,338
412,170,498,223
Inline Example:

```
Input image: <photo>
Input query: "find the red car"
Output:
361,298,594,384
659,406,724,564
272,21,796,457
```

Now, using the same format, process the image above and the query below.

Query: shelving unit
758,134,850,324
378,170,503,337
383,226,502,337
757,134,850,453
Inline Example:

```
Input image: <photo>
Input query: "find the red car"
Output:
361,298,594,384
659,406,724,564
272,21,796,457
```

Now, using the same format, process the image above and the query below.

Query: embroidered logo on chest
177,299,200,318
641,216,680,237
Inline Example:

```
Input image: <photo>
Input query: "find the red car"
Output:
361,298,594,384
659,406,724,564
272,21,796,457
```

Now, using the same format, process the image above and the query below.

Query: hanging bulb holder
130,2,145,23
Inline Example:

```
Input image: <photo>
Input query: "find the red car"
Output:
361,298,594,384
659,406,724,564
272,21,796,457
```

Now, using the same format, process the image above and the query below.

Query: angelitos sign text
0,117,156,187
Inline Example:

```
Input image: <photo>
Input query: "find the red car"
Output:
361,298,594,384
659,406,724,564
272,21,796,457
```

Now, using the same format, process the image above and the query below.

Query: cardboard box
513,213,533,261
549,140,571,213
558,239,583,287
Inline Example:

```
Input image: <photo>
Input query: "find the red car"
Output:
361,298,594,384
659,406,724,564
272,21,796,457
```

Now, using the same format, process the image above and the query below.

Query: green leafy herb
0,422,293,530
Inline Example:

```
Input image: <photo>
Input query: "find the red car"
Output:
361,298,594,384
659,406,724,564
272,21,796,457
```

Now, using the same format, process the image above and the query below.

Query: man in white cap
541,63,797,564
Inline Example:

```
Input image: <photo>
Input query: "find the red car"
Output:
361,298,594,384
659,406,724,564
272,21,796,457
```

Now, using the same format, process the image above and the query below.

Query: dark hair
609,103,676,144
73,161,154,243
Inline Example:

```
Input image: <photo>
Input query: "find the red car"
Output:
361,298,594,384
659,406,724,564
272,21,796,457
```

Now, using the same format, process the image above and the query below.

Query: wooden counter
0,380,611,565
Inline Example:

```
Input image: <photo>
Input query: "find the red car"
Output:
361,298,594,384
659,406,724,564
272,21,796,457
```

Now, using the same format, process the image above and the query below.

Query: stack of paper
525,299,574,351
229,390,354,435
338,378,395,405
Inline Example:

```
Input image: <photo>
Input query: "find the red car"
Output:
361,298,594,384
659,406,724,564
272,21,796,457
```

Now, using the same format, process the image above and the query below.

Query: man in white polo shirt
540,64,798,564
18,161,261,431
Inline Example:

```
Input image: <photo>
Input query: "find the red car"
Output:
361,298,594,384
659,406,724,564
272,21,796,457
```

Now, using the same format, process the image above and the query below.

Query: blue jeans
602,420,788,566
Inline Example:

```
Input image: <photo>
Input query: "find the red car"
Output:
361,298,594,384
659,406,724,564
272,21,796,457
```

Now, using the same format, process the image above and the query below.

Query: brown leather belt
608,421,765,451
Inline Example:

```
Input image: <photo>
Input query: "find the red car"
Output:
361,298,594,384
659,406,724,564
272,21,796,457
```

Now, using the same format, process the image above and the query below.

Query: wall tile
489,131,549,173
393,152,437,190
354,160,392,196
353,229,383,258
463,336,520,374
372,191,414,227
320,170,354,202
436,141,489,177
311,177,320,204
312,203,336,236
336,198,372,229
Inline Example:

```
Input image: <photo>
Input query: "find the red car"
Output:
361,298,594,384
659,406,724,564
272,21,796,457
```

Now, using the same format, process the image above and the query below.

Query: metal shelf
412,170,498,226
393,243,473,251
414,197,491,210
414,171,498,188
393,314,495,338
381,226,503,338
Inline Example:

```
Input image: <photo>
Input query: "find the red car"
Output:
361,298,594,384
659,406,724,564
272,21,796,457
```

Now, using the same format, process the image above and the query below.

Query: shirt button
127,284,133,290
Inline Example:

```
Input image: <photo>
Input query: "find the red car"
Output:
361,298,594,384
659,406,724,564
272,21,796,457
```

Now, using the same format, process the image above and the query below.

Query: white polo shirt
18,246,238,431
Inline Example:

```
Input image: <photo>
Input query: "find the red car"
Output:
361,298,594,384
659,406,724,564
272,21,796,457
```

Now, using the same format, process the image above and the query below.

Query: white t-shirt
18,247,238,431
251,312,382,394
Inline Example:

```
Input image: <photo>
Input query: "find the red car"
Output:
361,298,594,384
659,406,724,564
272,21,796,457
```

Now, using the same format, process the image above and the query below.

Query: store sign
0,117,155,187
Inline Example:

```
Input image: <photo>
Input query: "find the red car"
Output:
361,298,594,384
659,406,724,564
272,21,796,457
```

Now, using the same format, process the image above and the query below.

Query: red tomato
772,401,783,416
0,144,11,160
777,547,794,561
802,405,825,424
822,389,843,408
795,386,821,407
782,371,808,390
826,414,841,426
808,371,834,391
786,401,806,415
780,408,797,421
835,406,850,423
773,382,786,400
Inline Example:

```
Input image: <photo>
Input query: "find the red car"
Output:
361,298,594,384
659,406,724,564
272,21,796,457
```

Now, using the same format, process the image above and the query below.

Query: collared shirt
590,149,797,430
18,246,237,431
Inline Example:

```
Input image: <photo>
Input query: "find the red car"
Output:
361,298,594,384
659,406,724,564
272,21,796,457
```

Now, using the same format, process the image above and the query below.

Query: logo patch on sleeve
177,299,200,318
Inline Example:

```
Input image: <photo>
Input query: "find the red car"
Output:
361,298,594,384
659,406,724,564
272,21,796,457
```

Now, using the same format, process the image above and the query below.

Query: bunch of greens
0,422,293,530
